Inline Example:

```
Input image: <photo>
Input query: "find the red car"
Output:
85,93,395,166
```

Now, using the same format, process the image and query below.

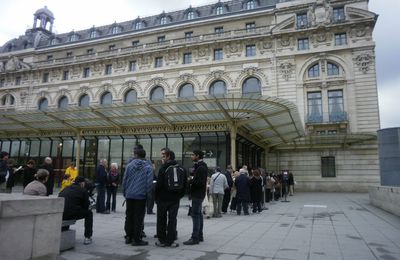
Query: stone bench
0,194,64,260
60,220,77,251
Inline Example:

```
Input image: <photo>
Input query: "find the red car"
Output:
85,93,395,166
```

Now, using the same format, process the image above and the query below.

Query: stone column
230,123,237,171
75,133,81,171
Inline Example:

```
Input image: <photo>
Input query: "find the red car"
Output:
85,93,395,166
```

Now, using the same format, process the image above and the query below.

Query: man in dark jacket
235,169,251,215
39,157,54,196
155,149,186,247
0,151,9,192
222,165,234,213
183,150,208,245
59,176,93,245
95,159,108,213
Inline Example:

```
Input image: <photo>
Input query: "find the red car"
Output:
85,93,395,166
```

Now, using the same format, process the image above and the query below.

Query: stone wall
369,186,400,217
0,194,64,260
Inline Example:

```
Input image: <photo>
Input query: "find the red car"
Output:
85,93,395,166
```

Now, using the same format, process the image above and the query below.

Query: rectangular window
132,40,139,47
87,49,94,54
129,61,137,72
335,33,347,46
307,91,323,123
328,90,345,122
321,156,336,177
109,45,115,50
105,64,112,75
297,13,308,28
214,49,223,61
157,36,166,42
62,70,69,80
47,55,53,60
185,31,193,40
83,67,91,78
245,44,256,57
0,79,5,87
15,76,21,85
155,57,163,68
245,22,256,32
42,73,49,83
298,38,309,50
214,27,224,34
333,7,345,22
183,53,192,64
66,52,73,57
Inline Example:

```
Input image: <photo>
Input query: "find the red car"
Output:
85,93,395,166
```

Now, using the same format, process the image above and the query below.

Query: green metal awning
0,94,304,148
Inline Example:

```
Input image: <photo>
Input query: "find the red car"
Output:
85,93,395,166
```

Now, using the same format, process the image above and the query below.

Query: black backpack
165,164,186,191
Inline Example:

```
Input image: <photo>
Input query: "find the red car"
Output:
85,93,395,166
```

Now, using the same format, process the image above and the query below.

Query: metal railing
306,111,348,124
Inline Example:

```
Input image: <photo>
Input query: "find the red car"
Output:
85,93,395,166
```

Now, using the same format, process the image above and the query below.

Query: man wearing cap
183,150,208,245
59,176,93,245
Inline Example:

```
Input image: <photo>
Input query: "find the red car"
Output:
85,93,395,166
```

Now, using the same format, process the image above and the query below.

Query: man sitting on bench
59,176,93,245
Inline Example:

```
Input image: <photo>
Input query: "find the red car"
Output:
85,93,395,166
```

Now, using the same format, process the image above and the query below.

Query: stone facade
0,0,380,191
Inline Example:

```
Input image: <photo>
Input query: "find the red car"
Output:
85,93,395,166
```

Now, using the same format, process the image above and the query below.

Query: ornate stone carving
234,67,268,88
307,4,316,26
279,36,291,47
225,42,241,58
355,53,374,73
202,70,234,91
4,56,31,72
279,62,294,81
147,77,170,93
121,80,142,97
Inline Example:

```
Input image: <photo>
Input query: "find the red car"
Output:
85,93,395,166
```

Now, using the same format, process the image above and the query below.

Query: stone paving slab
55,192,400,260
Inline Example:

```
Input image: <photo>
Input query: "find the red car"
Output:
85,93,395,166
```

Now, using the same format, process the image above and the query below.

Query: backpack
165,164,186,191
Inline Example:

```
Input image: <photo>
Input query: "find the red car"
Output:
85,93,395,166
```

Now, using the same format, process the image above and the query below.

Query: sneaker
83,237,92,245
169,242,179,248
183,238,199,245
155,241,168,247
131,240,148,246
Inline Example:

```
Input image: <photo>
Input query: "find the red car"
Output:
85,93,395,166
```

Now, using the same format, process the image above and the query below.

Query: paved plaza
57,192,400,260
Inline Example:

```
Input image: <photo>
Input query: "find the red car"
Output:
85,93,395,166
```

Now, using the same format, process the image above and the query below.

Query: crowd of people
0,148,295,248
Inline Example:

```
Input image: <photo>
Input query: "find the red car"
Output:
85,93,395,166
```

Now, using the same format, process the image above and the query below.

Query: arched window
160,16,167,25
100,91,113,105
1,96,6,106
9,95,15,105
150,86,164,100
79,94,90,107
90,30,98,38
58,96,68,109
179,83,194,97
327,62,340,76
246,0,256,10
308,64,320,78
111,26,120,34
187,11,195,20
135,21,143,30
50,38,57,45
209,80,227,96
1,94,15,106
38,98,48,111
242,77,261,94
69,34,78,42
124,89,137,103
216,6,224,15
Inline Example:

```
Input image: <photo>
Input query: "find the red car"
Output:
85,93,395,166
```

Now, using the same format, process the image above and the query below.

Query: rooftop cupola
33,6,55,32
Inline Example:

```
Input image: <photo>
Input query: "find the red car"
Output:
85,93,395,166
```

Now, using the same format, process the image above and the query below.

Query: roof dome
34,6,54,19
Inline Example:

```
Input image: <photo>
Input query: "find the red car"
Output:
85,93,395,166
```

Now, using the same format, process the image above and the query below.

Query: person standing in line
59,176,93,245
23,169,49,196
221,165,234,213
288,172,295,196
0,151,10,192
123,148,153,246
183,150,208,245
39,157,54,196
22,159,37,188
61,162,78,191
250,169,263,213
146,160,156,215
155,149,186,247
209,167,228,218
235,168,251,215
95,159,108,214
5,159,19,193
106,162,119,213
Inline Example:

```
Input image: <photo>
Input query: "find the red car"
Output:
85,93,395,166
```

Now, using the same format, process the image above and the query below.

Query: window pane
327,63,339,76
58,96,68,109
150,86,164,100
97,138,110,162
328,90,345,121
308,64,320,77
167,137,183,164
109,139,123,171
40,140,51,157
30,140,40,157
62,140,74,158
39,98,48,111
101,92,113,105
79,94,90,107
242,77,261,94
307,92,322,123
209,80,226,95
321,156,336,177
179,83,194,97
10,141,20,158
125,89,137,103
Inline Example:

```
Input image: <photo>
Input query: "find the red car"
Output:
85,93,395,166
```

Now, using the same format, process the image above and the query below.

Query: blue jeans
96,184,106,213
191,198,204,240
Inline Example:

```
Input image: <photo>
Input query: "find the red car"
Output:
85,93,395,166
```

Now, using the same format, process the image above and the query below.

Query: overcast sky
0,0,398,129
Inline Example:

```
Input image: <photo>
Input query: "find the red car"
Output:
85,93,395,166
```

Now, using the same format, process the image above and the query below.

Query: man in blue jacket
95,159,108,213
123,148,154,246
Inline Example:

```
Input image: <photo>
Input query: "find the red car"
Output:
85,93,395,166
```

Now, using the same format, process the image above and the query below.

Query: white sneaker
83,237,92,245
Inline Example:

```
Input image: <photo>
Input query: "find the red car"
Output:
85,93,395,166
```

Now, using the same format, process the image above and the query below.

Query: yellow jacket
61,166,78,191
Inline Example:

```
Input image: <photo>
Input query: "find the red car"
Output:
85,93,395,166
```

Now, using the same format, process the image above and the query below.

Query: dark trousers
146,185,155,214
265,188,271,202
236,198,249,215
156,200,180,244
106,186,117,211
252,202,262,212
63,209,93,238
191,198,204,241
125,199,146,243
221,188,231,213
96,184,106,213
